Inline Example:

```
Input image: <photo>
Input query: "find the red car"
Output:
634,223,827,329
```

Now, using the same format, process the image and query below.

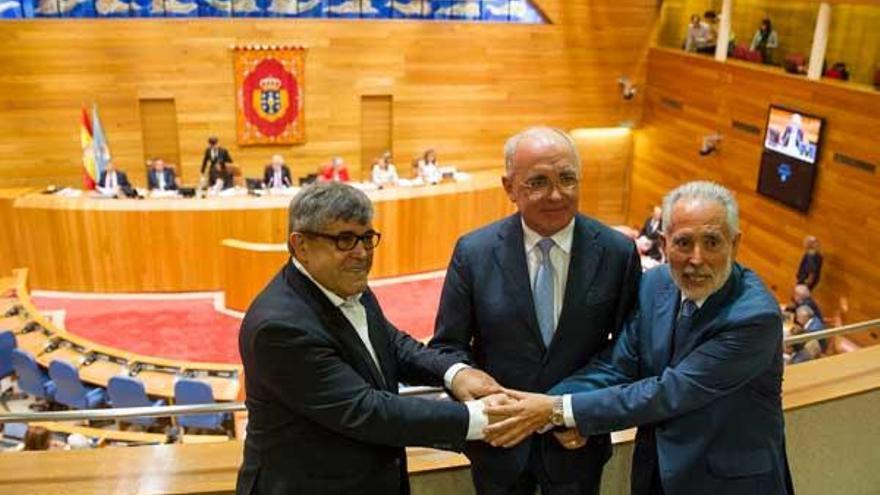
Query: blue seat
48,360,106,410
107,375,165,427
174,378,227,431
2,422,26,440
11,348,56,401
0,331,16,381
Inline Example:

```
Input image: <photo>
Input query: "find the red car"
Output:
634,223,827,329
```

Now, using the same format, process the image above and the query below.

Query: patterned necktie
673,299,698,355
534,238,556,347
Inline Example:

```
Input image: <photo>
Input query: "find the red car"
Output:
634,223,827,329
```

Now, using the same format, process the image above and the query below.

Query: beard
672,258,734,302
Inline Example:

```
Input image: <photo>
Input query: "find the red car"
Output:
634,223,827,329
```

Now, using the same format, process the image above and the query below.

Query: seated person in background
318,156,350,182
785,283,824,322
684,14,710,52
638,205,663,261
797,235,823,290
371,151,398,187
750,18,779,64
787,321,821,364
97,161,132,195
209,160,234,190
263,154,292,189
417,148,442,184
795,304,827,353
23,426,53,451
824,62,850,81
147,158,178,191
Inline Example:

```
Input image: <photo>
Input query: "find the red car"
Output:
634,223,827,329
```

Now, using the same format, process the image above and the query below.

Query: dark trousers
471,439,601,495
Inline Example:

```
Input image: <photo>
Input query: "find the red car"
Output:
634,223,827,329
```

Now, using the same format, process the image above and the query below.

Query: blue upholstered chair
174,378,228,431
11,348,56,402
107,375,166,427
48,360,106,410
0,331,16,386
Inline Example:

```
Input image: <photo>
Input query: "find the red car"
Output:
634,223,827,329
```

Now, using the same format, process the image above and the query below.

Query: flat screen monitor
762,106,824,165
756,106,824,213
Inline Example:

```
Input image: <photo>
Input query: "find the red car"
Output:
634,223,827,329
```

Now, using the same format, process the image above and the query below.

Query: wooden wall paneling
139,98,182,178
629,48,880,346
0,1,660,189
360,95,393,179
572,129,634,225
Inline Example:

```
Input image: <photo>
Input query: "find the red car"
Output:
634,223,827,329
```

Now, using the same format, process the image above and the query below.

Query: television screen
763,106,824,164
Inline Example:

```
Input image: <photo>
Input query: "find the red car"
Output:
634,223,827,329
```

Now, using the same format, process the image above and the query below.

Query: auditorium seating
11,348,56,405
0,330,15,387
48,359,107,410
107,375,166,428
174,378,228,432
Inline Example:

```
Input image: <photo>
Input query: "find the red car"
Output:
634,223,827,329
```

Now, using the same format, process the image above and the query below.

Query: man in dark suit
200,136,233,178
262,154,292,189
146,159,178,191
639,205,663,261
97,161,132,193
484,181,794,495
429,127,642,495
237,182,502,495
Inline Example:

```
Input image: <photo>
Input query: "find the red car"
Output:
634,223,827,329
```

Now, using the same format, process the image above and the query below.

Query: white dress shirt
104,171,117,189
156,170,166,190
291,257,486,439
372,164,399,186
522,217,575,331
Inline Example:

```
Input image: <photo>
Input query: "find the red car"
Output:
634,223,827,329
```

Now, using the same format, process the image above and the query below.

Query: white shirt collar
680,294,707,309
291,256,362,308
522,217,575,255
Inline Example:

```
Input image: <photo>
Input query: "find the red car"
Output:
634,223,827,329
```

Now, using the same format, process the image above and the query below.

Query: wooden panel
629,48,880,344
572,128,633,225
0,1,659,189
360,95,392,178
7,171,513,292
139,98,182,179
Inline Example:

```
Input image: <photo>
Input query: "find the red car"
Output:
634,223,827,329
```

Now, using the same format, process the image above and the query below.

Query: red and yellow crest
234,46,306,145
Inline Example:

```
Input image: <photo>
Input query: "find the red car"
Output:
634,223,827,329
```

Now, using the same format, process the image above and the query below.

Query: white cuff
464,399,488,440
563,394,576,428
443,363,471,390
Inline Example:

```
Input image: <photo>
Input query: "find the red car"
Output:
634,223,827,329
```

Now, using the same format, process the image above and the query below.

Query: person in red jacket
319,156,350,182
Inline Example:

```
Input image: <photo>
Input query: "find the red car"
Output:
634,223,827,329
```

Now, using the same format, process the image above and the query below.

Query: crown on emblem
259,76,282,91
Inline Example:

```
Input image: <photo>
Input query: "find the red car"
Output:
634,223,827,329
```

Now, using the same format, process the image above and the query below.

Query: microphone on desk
20,321,42,334
4,304,23,317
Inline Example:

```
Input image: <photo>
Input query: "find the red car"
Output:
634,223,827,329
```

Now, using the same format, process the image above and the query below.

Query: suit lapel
493,215,546,351
551,215,604,353
363,292,395,391
670,264,742,363
285,264,388,390
651,272,679,374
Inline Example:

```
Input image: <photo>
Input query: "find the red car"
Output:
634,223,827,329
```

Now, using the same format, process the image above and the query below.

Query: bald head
503,127,580,178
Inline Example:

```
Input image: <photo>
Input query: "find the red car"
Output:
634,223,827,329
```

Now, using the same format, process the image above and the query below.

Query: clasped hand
448,370,586,450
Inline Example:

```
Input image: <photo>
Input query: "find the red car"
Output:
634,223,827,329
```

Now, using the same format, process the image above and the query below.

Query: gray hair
503,126,581,177
288,182,373,238
661,181,739,235
795,304,815,320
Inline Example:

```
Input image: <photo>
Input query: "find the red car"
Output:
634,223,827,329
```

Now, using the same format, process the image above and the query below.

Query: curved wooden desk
6,171,513,293
2,269,241,402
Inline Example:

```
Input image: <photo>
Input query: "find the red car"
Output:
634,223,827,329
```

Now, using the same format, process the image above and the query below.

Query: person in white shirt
371,151,399,187
418,148,443,184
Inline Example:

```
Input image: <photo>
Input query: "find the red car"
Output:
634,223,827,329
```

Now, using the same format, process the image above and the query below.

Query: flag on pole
80,104,97,190
91,103,111,182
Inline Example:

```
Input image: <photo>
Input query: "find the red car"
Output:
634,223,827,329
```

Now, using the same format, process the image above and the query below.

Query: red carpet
31,275,444,365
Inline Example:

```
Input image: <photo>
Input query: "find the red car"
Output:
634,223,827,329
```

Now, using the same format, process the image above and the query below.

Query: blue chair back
11,349,55,400
174,378,224,430
2,422,27,440
49,360,103,410
0,330,16,379
107,375,159,426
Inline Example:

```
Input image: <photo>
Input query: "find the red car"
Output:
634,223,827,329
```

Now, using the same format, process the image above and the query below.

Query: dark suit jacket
201,146,233,174
98,170,131,189
552,264,792,495
147,168,178,190
237,262,470,495
429,213,641,484
262,165,292,188
796,252,822,290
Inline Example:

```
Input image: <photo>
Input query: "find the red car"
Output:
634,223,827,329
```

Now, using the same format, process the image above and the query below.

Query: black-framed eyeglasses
298,230,382,251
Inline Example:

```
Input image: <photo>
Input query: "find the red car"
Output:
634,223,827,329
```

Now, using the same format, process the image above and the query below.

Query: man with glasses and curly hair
237,182,503,495
429,126,642,495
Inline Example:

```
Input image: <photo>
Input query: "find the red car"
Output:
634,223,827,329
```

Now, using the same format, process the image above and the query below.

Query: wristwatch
549,396,565,427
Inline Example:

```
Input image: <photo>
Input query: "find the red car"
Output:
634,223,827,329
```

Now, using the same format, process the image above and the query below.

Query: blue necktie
534,238,556,347
673,299,698,355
